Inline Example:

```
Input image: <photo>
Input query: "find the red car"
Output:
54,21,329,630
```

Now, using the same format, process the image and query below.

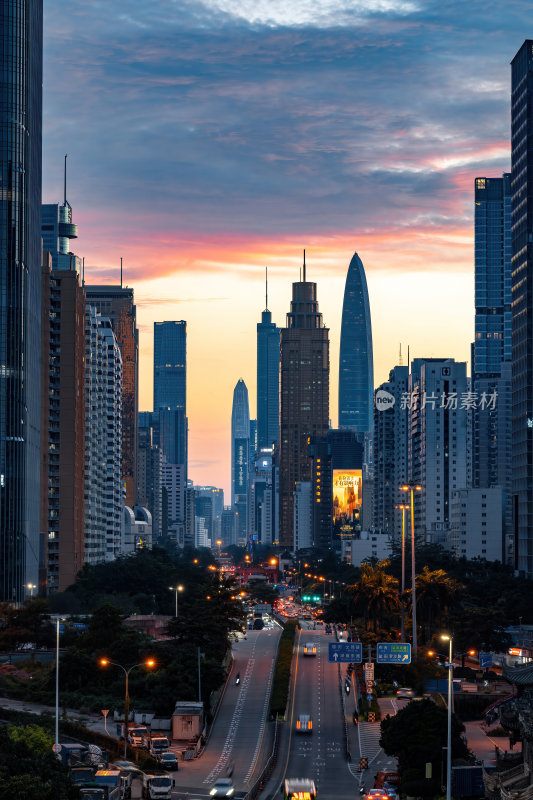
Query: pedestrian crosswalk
357,720,382,763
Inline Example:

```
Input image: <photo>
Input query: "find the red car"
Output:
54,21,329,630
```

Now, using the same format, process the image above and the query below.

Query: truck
143,735,170,758
90,769,133,800
127,725,149,746
79,784,120,800
374,772,401,789
71,766,96,785
141,772,175,799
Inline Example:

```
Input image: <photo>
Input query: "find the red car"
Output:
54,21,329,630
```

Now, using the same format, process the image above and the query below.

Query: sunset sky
43,0,524,497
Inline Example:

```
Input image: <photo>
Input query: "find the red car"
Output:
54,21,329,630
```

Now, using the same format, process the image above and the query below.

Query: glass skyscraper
153,321,186,411
511,41,533,577
231,379,250,542
338,252,374,433
0,1,43,601
257,296,280,451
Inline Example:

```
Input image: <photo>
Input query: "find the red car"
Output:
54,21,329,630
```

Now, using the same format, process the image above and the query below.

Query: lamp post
100,658,155,757
55,618,61,753
399,484,422,657
169,585,184,618
441,634,453,800
26,583,36,598
217,539,222,559
395,503,410,641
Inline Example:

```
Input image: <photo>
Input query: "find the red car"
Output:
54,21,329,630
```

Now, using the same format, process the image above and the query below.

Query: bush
269,622,297,718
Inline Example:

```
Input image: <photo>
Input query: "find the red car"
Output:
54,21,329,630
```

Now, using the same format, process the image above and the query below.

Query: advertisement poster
332,469,362,523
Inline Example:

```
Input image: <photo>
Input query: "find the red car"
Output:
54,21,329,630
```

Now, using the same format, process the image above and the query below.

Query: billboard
333,470,362,523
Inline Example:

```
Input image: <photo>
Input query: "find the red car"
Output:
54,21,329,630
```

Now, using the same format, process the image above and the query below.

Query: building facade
153,321,186,411
449,487,504,562
0,1,43,601
279,264,329,548
338,252,374,433
41,200,81,273
231,379,250,542
257,288,280,450
85,286,139,508
511,41,533,577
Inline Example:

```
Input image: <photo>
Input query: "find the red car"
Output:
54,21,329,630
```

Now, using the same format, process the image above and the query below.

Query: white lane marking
243,656,276,784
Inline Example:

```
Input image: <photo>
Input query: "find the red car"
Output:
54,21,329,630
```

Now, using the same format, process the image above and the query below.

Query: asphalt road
277,626,359,800
171,623,281,798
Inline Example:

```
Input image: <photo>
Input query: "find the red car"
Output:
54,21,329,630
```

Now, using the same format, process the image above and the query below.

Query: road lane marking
244,655,276,785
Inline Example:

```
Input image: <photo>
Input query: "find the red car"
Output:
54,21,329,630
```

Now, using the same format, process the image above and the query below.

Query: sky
43,0,526,497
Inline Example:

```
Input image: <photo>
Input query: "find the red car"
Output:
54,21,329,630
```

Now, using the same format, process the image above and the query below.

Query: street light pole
395,504,409,641
55,618,60,753
169,585,184,617
400,484,422,657
100,659,156,758
442,634,453,800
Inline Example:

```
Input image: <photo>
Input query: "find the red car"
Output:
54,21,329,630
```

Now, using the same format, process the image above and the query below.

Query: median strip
269,621,297,719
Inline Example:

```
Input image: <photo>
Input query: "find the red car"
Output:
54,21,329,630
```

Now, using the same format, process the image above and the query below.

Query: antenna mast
265,267,268,310
120,257,123,288
303,249,306,282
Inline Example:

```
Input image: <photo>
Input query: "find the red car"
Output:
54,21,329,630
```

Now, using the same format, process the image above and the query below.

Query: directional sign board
376,642,411,664
479,651,493,669
328,641,363,663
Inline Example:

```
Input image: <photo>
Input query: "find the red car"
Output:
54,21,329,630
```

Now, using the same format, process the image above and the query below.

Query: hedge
269,621,297,718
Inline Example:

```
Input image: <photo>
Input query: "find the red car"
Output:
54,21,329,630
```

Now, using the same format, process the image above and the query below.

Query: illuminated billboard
333,470,363,523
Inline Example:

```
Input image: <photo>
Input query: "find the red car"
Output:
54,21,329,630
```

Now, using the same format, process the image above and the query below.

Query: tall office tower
221,506,237,547
137,416,163,539
338,252,374,433
231,379,250,543
161,457,186,546
373,366,409,538
249,449,275,545
40,255,52,592
257,276,280,450
195,492,214,544
84,308,123,564
0,2,43,602
511,41,533,576
196,486,224,544
153,321,186,411
408,359,468,545
472,174,513,562
85,286,139,507
46,269,86,591
42,201,81,273
158,409,187,466
249,419,257,465
279,259,330,548
184,481,195,548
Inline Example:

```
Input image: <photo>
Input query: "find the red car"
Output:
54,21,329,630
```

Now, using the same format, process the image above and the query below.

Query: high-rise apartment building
41,199,81,274
473,174,513,562
257,279,280,450
84,307,123,563
46,269,86,591
0,1,43,601
279,261,329,548
85,286,139,507
339,253,374,433
137,417,163,540
249,449,275,545
231,379,250,543
511,41,533,576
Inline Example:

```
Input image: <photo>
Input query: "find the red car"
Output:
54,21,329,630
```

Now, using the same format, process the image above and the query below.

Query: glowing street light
99,658,156,756
169,585,184,617
441,634,453,800
26,583,36,598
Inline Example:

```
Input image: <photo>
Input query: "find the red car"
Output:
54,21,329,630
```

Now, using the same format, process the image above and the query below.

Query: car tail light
309,721,312,729
297,721,301,729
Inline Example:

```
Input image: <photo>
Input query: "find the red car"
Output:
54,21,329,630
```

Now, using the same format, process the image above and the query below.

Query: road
277,626,359,800
171,621,281,798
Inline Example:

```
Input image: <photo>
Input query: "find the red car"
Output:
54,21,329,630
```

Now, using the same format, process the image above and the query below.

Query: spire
303,249,306,282
63,153,71,210
399,343,403,366
82,257,85,286
120,257,123,288
265,267,268,311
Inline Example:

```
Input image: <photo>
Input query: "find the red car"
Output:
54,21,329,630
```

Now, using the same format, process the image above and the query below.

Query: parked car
158,752,178,771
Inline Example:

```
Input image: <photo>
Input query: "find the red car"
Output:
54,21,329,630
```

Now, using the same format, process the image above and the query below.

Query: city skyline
42,1,529,496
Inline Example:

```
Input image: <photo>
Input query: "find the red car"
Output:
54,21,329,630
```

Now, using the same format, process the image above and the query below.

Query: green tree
7,723,53,755
415,566,461,642
380,697,469,777
348,561,400,632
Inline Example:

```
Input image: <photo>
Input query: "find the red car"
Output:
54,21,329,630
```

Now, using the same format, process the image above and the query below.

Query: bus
284,779,317,800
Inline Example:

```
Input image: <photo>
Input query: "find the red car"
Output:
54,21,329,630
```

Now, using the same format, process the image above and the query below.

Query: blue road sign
328,642,363,663
366,694,373,702
479,652,493,669
376,642,411,664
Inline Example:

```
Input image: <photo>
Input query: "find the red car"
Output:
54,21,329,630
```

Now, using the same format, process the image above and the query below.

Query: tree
0,725,78,799
247,580,279,605
7,723,53,755
348,561,399,632
415,566,461,642
380,697,469,777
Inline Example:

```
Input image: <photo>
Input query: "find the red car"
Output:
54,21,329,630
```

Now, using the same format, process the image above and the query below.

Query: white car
210,778,235,797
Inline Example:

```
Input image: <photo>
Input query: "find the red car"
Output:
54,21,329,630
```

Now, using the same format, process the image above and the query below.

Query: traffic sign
368,712,376,722
359,757,368,770
479,652,493,669
328,641,363,663
366,693,373,702
366,681,374,692
52,743,62,754
364,662,374,681
376,642,411,663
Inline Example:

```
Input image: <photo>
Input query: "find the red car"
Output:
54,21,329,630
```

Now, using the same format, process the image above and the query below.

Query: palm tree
415,566,461,641
349,561,400,632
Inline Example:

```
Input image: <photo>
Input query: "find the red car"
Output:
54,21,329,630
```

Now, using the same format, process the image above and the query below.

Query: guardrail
242,716,280,800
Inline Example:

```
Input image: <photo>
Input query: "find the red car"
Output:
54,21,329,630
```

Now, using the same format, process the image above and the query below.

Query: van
303,642,317,656
295,714,313,733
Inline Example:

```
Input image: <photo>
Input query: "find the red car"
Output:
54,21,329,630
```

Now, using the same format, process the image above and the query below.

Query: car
111,761,144,776
383,784,398,798
210,778,235,796
396,687,414,699
158,752,179,771
366,790,389,800
296,714,313,733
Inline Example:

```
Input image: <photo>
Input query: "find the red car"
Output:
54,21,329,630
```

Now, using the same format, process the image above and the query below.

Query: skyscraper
257,274,280,451
85,286,139,507
472,175,512,562
231,379,250,543
153,321,186,412
0,1,43,601
338,252,374,433
511,41,533,577
279,258,329,548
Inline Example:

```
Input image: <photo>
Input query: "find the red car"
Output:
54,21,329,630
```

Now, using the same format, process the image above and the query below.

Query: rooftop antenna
399,343,403,366
265,267,268,311
303,249,306,282
120,257,123,288
407,345,410,370
63,153,71,209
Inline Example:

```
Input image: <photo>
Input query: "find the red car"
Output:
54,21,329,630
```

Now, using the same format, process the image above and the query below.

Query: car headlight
210,790,217,796
227,790,234,796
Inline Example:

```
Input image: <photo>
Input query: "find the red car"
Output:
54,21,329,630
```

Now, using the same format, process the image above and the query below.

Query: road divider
269,621,297,719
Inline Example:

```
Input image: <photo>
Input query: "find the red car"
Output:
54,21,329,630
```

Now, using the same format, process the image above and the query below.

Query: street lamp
26,583,36,598
54,617,66,754
99,658,156,757
216,539,222,559
395,503,410,641
169,585,184,617
399,484,422,657
441,634,453,800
